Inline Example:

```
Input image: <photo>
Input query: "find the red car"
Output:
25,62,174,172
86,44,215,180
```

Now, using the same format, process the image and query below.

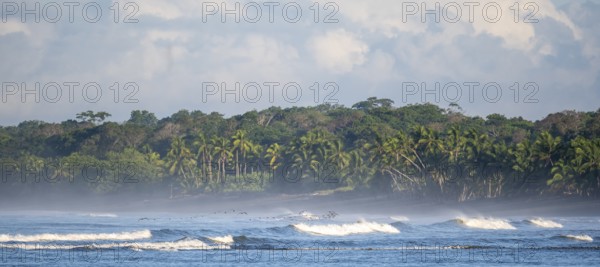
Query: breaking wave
390,216,409,222
456,217,516,230
527,218,563,228
126,239,222,251
0,230,151,242
0,238,221,251
86,213,118,218
563,234,593,242
208,235,234,244
292,220,399,236
299,211,320,220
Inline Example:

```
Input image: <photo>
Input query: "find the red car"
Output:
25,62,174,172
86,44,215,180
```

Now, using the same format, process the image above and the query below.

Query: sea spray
293,220,399,236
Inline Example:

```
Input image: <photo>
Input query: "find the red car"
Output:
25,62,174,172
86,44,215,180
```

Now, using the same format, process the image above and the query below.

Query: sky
0,0,599,125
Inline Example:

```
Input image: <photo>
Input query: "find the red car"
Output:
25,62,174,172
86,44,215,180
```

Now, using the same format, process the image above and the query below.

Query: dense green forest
1,97,599,201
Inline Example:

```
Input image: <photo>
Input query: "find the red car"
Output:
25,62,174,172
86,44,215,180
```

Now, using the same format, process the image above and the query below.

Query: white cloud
129,0,184,20
0,20,30,36
105,30,192,80
338,0,427,37
130,0,238,20
0,0,598,125
308,29,369,73
339,0,581,55
199,33,301,83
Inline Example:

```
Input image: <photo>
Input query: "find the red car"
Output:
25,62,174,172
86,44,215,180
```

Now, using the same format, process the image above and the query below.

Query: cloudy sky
0,0,598,125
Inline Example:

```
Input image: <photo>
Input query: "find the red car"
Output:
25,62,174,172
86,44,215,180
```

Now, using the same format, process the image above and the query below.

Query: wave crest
0,239,221,251
209,235,234,244
527,218,563,228
293,220,399,236
0,230,151,242
563,234,593,242
128,239,221,251
456,217,516,230
298,211,320,220
390,216,409,222
86,213,118,218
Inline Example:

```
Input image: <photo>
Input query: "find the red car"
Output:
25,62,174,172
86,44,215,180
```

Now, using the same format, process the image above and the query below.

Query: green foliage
1,99,599,199
128,110,158,127
76,111,111,124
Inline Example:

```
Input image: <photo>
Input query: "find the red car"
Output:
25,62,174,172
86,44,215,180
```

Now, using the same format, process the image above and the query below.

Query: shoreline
2,192,600,218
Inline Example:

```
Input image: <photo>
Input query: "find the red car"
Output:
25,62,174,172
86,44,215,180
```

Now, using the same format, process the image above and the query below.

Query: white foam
209,235,234,244
528,218,563,228
457,217,516,230
126,239,222,251
0,230,151,242
293,220,400,236
390,216,409,222
564,234,593,242
0,239,222,251
87,213,118,218
299,211,320,220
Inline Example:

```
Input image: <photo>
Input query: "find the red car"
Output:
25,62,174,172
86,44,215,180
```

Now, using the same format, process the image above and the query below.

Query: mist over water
1,0,600,266
0,194,598,266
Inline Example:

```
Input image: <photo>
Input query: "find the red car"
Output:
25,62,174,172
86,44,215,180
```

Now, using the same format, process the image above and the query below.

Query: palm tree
465,129,491,162
289,130,330,180
362,134,387,170
533,131,561,168
328,139,350,171
363,131,425,193
265,143,282,172
413,126,443,158
573,138,600,195
549,137,600,196
231,130,253,177
445,126,466,163
166,137,196,194
509,139,536,195
326,139,350,184
412,126,445,196
291,149,318,179
192,132,213,184
248,142,263,174
211,136,232,183
347,149,372,187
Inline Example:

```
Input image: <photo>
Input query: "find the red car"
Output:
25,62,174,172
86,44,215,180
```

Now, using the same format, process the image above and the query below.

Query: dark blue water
0,211,598,266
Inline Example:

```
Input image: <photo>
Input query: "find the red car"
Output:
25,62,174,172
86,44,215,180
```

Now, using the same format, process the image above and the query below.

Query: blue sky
0,0,598,125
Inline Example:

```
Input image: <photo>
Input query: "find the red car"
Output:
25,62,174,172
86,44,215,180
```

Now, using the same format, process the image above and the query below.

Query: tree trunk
235,151,239,178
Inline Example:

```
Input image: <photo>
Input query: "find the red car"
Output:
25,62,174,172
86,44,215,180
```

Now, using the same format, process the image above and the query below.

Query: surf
562,234,593,242
0,230,151,242
455,217,516,230
208,235,234,244
527,218,563,228
0,238,222,251
292,220,399,236
86,213,118,218
390,216,409,222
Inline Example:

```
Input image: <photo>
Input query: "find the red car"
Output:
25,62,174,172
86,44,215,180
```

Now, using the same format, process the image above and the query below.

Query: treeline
1,97,599,201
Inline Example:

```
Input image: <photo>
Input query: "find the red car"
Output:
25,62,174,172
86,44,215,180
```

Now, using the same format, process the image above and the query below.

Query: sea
0,210,598,266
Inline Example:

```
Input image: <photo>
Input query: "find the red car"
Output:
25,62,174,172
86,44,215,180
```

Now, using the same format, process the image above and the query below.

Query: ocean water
0,211,598,266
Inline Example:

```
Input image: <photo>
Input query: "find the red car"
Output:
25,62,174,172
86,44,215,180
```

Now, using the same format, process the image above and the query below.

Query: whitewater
0,213,597,266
